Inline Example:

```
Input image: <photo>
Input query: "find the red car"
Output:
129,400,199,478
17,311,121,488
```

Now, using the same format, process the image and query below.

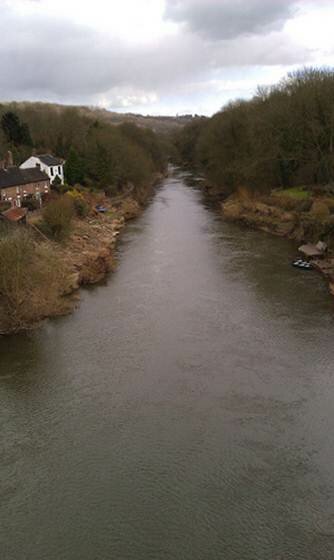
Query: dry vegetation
0,226,71,333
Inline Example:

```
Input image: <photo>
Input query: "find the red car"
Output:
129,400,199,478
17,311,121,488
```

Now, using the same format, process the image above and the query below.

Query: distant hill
0,101,200,134
80,107,200,133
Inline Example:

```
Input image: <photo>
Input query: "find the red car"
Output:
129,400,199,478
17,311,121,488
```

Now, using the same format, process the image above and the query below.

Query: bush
66,189,90,218
52,181,71,195
0,227,68,331
322,197,334,214
104,184,119,198
41,196,74,240
298,199,313,212
310,200,330,220
21,195,40,211
0,201,11,213
73,197,90,218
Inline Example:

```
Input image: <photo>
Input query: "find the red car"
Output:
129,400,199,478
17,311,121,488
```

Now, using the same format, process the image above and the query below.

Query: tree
42,196,74,240
20,122,33,146
64,148,85,185
175,67,334,194
1,111,33,146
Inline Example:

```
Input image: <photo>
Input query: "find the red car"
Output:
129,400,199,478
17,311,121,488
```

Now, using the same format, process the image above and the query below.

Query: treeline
0,103,167,194
174,68,334,195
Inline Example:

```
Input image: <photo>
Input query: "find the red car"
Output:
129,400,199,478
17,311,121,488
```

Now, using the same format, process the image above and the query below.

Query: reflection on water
1,168,334,560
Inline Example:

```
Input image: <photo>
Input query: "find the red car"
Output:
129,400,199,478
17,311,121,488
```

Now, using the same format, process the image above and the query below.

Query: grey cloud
0,2,311,108
165,0,298,40
0,8,210,100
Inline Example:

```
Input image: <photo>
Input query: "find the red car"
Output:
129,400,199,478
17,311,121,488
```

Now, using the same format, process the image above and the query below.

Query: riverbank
0,174,163,335
220,190,334,295
3,168,334,560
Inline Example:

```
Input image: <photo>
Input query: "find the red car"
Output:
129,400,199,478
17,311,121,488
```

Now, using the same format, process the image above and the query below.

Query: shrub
298,199,313,212
21,195,40,211
41,196,74,240
322,197,334,214
0,229,34,311
310,200,330,220
0,228,69,331
66,189,90,218
0,201,11,213
73,197,89,218
104,184,119,197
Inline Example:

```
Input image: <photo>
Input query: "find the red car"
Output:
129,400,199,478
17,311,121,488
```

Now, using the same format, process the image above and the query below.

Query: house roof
1,207,28,222
0,167,50,189
36,154,64,166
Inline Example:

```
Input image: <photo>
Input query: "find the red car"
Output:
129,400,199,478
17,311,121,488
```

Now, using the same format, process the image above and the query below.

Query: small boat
292,259,313,270
95,204,108,213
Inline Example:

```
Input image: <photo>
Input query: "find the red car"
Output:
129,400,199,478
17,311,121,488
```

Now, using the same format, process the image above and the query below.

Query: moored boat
292,259,313,270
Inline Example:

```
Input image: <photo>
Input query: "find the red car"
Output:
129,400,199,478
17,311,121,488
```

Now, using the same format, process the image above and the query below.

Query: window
58,166,62,174
50,167,54,176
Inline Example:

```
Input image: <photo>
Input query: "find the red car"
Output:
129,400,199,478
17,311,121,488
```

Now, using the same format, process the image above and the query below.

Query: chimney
4,150,14,168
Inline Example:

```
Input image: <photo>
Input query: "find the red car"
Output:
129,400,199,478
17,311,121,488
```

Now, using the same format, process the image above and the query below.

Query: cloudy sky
1,0,334,116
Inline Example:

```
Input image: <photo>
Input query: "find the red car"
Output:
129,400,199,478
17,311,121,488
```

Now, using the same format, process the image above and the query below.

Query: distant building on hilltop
20,154,65,185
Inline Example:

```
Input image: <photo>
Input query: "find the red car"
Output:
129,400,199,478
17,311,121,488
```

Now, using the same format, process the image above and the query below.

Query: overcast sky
0,0,333,116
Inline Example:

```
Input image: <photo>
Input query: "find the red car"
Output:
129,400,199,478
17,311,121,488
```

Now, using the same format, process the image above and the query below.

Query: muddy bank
59,197,139,290
222,194,334,295
0,175,163,335
65,175,164,287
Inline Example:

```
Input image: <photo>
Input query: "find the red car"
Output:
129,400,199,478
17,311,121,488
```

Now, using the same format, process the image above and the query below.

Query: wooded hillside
175,68,334,195
0,103,167,194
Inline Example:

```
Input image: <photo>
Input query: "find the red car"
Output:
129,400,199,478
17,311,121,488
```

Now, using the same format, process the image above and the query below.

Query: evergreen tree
1,111,33,146
1,112,23,145
64,148,85,185
20,122,33,146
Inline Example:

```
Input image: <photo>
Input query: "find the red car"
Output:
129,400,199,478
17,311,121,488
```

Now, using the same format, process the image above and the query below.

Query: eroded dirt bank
0,175,163,334
221,193,334,295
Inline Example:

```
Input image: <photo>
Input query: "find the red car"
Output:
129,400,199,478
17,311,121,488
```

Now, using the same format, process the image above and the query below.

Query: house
0,167,50,208
20,154,65,185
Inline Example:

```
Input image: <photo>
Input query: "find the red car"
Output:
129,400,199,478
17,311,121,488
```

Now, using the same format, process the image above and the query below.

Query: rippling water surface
1,168,334,559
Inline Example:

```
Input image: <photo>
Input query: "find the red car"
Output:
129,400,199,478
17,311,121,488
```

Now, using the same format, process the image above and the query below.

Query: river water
1,168,334,559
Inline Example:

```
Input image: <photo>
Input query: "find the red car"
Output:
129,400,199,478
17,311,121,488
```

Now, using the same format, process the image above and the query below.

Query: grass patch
273,187,311,200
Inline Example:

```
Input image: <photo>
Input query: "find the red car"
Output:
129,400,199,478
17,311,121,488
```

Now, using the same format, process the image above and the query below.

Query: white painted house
20,154,65,185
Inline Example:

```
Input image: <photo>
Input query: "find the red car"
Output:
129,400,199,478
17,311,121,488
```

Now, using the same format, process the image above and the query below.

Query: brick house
0,167,50,208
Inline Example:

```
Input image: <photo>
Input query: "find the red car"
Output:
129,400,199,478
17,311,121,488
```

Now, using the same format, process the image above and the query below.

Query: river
1,167,334,559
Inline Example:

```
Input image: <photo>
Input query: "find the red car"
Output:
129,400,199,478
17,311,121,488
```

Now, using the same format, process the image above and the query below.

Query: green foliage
52,174,62,187
64,148,85,185
175,68,334,195
0,103,166,193
21,195,40,211
173,118,208,167
41,196,74,241
67,190,90,218
273,187,311,200
0,201,11,213
1,111,32,146
73,197,90,218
